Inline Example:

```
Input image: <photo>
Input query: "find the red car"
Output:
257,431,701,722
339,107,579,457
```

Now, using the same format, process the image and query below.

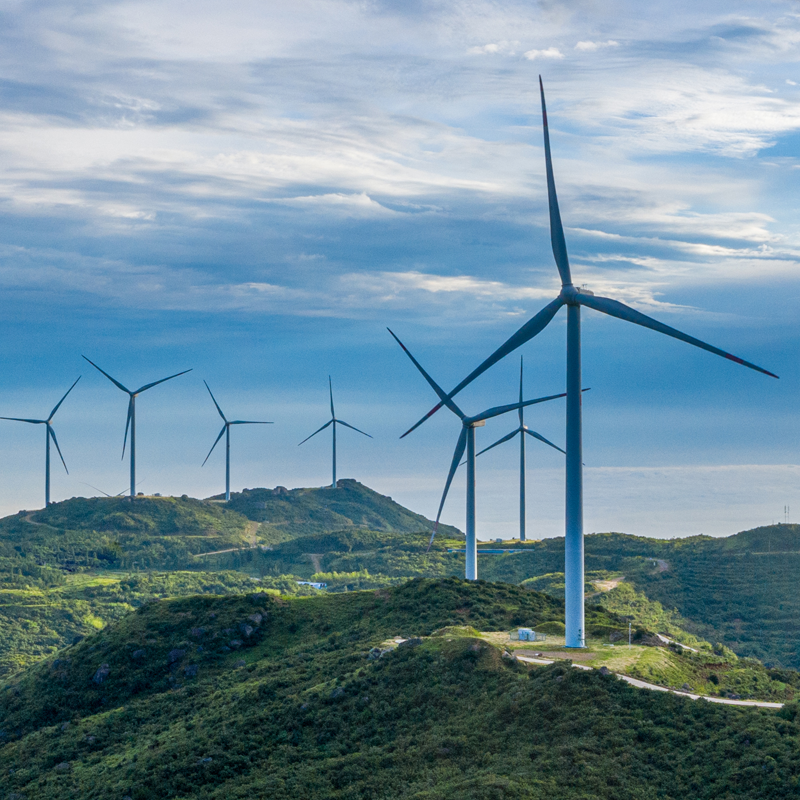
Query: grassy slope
2,581,800,800
222,479,463,542
0,496,254,571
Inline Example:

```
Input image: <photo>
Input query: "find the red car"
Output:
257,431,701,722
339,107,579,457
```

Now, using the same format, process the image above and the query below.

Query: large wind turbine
399,77,778,647
298,376,371,488
0,377,80,507
389,329,566,579
475,357,565,541
83,357,192,500
202,381,273,501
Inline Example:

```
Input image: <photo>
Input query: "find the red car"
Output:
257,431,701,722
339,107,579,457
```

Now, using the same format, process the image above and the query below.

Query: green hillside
1,496,255,572
2,580,799,800
221,479,463,542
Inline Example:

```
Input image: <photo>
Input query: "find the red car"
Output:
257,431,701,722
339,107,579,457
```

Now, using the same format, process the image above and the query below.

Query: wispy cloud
523,47,564,60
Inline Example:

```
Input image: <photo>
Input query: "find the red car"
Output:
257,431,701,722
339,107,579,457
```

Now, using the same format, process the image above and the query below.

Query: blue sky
0,0,798,538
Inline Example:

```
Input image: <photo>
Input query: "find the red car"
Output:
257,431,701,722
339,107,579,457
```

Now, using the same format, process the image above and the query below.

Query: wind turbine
474,357,565,542
389,329,566,579
82,357,192,500
298,376,371,488
399,77,778,647
0,377,80,507
202,381,273,501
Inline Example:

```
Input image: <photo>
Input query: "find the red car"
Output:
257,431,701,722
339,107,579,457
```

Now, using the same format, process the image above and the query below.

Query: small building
517,628,546,642
296,580,327,590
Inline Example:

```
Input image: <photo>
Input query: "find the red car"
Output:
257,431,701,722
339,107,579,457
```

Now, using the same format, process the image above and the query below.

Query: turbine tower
0,377,80,507
475,357,565,541
202,381,273,501
83,356,192,500
399,77,777,647
298,376,371,488
389,329,566,579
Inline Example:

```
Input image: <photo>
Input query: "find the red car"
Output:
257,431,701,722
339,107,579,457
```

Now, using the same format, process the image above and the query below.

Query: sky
0,0,798,539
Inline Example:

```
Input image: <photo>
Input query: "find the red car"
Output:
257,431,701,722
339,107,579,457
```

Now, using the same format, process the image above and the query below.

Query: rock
555,675,564,682
131,649,146,661
398,637,423,649
367,647,390,660
330,687,346,699
190,627,206,638
84,735,96,744
209,612,217,619
196,756,213,765
8,793,26,800
54,762,70,772
60,722,70,732
222,628,233,635
167,649,186,664
183,664,199,678
92,664,110,684
229,639,243,649
468,643,481,653
235,659,247,668
598,666,612,676
239,623,254,638
248,613,263,625
681,683,693,692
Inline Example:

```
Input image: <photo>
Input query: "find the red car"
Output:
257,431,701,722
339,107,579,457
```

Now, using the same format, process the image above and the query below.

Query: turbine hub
561,285,581,304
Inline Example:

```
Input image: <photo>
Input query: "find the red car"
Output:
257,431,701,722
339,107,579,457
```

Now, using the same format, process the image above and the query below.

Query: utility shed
517,628,546,642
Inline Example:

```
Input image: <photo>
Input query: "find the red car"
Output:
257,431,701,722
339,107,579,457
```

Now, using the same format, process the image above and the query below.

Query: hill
220,479,463,542
1,580,799,800
1,495,255,572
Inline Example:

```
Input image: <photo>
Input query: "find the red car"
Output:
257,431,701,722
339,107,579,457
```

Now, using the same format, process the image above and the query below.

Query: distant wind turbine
397,77,778,647
202,381,273,501
0,377,80,507
475,357,565,542
298,376,371,488
389,329,566,579
82,356,192,500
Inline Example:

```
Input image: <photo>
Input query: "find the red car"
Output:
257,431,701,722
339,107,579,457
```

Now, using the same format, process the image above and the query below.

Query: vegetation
223,479,463,543
1,580,800,799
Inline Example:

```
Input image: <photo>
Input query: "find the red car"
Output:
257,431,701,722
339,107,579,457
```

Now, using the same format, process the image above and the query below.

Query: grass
2,580,800,800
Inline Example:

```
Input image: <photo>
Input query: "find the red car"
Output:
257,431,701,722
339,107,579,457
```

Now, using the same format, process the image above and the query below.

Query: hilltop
1,580,799,800
219,479,463,542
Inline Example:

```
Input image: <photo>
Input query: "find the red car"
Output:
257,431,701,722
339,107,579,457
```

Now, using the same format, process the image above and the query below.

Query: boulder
131,649,146,661
183,664,199,678
398,637,423,649
598,666,612,676
167,649,186,664
248,613,263,625
92,664,110,684
229,639,243,649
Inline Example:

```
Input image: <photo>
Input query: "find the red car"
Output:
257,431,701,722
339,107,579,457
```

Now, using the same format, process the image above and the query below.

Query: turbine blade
48,425,69,473
81,482,113,497
202,425,227,466
336,419,372,438
469,391,566,424
540,76,572,287
427,426,468,552
524,427,566,455
204,381,227,422
230,420,274,425
48,376,81,421
298,418,333,446
399,297,564,438
0,417,44,424
579,293,778,379
122,397,133,459
329,376,335,419
82,356,130,393
387,328,465,423
475,429,520,458
136,368,192,394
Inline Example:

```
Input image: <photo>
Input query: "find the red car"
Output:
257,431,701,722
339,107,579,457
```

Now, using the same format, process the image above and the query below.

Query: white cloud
523,47,564,60
575,40,619,51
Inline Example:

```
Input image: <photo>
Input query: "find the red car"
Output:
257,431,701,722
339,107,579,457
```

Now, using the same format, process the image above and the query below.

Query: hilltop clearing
221,479,463,543
1,580,799,800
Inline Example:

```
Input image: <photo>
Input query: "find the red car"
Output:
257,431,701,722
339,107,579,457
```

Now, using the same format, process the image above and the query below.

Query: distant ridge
217,478,463,542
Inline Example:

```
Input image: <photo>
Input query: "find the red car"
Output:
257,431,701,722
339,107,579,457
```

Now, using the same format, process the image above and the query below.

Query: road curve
514,655,784,709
